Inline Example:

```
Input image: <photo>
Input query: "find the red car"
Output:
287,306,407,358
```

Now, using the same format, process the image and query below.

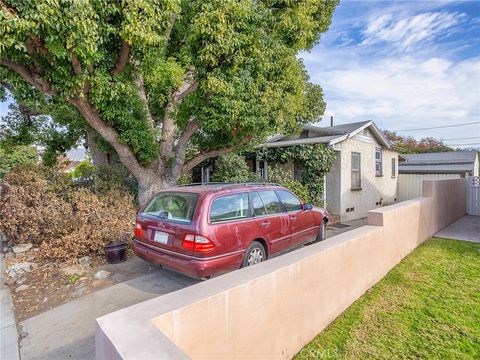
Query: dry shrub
0,166,136,262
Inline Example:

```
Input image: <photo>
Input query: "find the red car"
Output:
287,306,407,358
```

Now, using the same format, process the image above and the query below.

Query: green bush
0,144,38,178
69,159,95,179
211,153,258,183
267,166,311,203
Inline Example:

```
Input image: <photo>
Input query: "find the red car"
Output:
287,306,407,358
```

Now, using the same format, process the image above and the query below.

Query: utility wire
441,136,480,141
445,143,480,146
396,121,480,132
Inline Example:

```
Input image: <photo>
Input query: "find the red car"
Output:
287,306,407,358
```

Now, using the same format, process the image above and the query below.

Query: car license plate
154,231,169,244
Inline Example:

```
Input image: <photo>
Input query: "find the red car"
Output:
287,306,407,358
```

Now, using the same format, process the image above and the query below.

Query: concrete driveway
434,215,480,243
19,259,198,360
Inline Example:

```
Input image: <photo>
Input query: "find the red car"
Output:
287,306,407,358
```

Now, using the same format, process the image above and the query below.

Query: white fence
467,176,480,216
397,173,461,201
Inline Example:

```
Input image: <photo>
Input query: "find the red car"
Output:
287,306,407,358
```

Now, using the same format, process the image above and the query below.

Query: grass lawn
295,238,480,359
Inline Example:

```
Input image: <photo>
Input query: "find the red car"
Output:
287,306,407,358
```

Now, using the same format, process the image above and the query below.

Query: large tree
0,0,338,204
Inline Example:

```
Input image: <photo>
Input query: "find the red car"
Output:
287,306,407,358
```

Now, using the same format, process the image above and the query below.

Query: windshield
141,192,198,223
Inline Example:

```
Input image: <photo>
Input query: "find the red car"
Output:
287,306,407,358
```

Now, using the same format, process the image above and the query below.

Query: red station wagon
132,183,329,279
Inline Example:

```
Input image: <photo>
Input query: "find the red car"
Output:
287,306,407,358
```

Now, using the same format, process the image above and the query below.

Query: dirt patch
3,249,158,322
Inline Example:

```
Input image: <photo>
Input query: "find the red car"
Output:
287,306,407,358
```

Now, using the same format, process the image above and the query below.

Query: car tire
316,221,326,242
242,241,266,268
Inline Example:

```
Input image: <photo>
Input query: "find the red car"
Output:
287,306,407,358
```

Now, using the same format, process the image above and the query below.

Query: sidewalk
434,215,480,243
19,267,197,360
1,256,20,360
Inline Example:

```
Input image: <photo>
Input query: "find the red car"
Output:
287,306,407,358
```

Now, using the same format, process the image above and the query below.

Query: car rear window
210,192,249,223
142,192,198,223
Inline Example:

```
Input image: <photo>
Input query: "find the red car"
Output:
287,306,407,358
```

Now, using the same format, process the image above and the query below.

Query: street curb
1,255,20,360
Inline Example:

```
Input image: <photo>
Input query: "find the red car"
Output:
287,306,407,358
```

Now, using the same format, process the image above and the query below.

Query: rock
13,243,33,254
71,286,87,298
79,256,91,269
6,262,37,278
16,276,27,285
4,252,14,260
15,284,29,293
61,265,85,277
92,279,106,288
94,270,111,280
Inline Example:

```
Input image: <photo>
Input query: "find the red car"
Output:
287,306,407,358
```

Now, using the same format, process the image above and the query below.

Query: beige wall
333,136,399,221
96,179,466,360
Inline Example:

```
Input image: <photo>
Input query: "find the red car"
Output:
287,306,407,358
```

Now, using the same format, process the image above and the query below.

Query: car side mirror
303,203,313,210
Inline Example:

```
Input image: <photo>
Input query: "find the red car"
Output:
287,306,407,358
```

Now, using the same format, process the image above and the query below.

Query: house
398,151,479,177
396,151,479,201
262,120,402,221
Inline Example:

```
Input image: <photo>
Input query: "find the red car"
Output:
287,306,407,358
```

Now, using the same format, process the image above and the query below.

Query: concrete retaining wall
96,179,466,360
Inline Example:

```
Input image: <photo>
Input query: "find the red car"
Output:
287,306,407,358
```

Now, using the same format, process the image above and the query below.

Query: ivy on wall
254,144,336,205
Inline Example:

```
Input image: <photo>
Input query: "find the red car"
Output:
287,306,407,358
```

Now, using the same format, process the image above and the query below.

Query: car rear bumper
132,240,243,279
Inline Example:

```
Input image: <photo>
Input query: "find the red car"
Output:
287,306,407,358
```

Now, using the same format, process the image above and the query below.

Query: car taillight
135,222,143,238
182,234,215,252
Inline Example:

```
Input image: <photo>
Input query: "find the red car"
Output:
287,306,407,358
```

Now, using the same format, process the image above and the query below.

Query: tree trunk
137,176,174,207
85,128,112,166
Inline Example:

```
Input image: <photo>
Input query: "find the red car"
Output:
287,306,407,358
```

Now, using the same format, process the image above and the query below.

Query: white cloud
303,51,480,140
361,11,465,50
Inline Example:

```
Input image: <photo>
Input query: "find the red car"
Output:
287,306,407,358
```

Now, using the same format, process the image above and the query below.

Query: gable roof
265,120,391,149
399,151,478,174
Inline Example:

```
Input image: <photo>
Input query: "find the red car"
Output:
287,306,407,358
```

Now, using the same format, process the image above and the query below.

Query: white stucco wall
332,131,399,221
325,151,341,216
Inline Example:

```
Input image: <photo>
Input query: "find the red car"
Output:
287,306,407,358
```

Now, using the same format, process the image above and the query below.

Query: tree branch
112,41,130,74
0,59,57,95
69,50,82,76
69,97,149,180
182,136,253,173
171,118,199,177
160,68,198,159
135,73,154,129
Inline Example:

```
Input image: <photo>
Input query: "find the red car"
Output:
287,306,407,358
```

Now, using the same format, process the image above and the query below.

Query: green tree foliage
0,142,38,177
0,0,338,203
0,102,84,165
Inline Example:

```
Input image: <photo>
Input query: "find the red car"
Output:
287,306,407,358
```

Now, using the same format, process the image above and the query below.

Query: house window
375,147,382,176
351,152,361,190
391,158,396,178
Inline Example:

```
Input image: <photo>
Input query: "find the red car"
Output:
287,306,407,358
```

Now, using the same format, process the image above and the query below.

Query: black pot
104,241,128,264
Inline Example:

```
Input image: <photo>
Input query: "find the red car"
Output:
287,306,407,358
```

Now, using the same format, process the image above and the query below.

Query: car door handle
261,221,271,227
290,215,297,221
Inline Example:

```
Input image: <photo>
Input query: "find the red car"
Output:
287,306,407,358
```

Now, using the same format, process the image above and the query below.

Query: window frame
276,190,303,212
351,152,362,191
375,147,383,177
391,158,396,178
209,192,251,224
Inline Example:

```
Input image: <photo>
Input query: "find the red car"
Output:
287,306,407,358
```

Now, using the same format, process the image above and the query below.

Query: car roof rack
174,182,281,188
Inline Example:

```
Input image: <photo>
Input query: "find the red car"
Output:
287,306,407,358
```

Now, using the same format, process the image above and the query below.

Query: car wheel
242,241,266,267
316,221,326,241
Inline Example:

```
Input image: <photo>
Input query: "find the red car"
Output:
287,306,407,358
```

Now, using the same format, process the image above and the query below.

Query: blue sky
302,0,480,147
1,0,479,153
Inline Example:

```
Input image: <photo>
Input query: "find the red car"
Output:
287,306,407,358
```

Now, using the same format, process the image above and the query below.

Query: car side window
257,190,283,215
277,190,302,212
210,192,250,223
252,191,267,216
